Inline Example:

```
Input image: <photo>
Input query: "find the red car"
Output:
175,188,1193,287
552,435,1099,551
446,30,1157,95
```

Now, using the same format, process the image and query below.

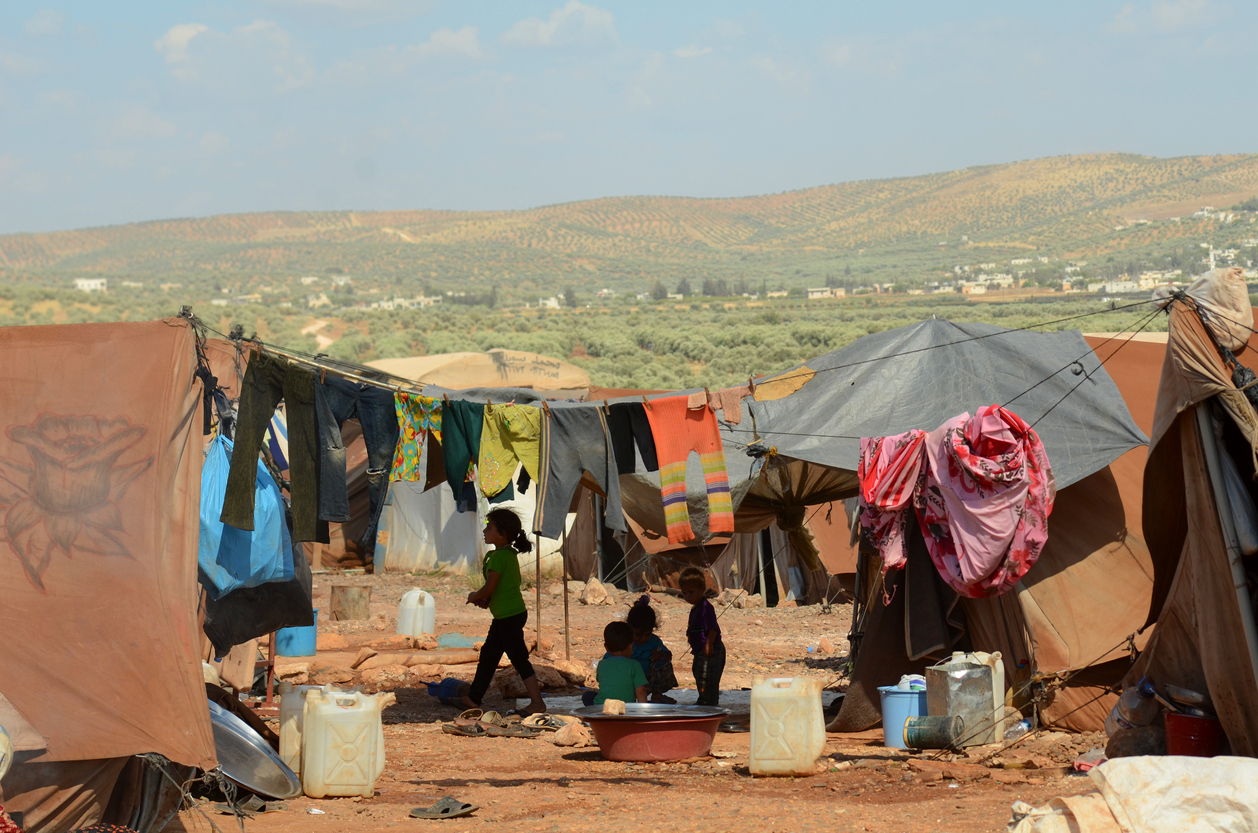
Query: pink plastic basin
586,715,723,762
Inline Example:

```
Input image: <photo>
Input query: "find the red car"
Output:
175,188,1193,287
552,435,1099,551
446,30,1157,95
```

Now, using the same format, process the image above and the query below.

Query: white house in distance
806,287,846,300
74,278,107,293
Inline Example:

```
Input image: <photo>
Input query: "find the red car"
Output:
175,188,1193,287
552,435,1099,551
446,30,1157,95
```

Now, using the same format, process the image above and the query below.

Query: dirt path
166,574,1094,832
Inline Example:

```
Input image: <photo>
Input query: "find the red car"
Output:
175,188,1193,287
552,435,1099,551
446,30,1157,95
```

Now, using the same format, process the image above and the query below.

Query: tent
0,319,213,831
1130,300,1258,755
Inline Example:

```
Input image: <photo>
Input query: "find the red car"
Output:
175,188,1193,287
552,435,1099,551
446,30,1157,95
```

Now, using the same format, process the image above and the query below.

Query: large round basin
572,704,729,762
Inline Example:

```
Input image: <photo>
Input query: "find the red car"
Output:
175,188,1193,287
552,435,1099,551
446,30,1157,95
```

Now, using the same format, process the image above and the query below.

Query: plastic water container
276,608,319,657
878,686,928,749
301,689,395,798
397,589,436,637
750,677,826,776
278,683,320,776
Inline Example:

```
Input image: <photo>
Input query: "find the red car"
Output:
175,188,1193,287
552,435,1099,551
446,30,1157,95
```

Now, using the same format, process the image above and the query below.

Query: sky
0,0,1254,234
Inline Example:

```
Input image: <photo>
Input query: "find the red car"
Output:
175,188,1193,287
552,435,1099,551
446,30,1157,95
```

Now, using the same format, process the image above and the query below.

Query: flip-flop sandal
479,710,505,726
483,723,544,739
522,714,578,731
509,707,546,718
409,796,479,819
441,722,487,737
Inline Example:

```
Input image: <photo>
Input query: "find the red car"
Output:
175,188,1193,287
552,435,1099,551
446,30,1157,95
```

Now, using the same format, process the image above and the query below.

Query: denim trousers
315,376,400,551
221,351,325,542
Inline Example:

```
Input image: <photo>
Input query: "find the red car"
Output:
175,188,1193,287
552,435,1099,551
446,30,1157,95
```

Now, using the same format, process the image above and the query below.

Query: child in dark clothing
626,596,678,704
679,567,724,706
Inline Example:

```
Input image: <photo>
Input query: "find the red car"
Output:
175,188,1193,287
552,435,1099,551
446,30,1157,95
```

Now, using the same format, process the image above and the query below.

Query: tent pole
562,525,570,660
535,542,542,653
757,532,767,603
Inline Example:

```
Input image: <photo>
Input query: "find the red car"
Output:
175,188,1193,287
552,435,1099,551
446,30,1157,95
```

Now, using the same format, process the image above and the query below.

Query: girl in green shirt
462,509,546,715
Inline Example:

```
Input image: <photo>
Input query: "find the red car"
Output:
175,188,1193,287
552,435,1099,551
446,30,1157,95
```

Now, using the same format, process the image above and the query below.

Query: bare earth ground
163,573,1098,833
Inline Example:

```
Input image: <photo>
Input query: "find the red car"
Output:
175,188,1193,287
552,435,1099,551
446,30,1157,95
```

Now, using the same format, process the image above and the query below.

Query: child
582,621,648,707
627,596,678,704
463,509,546,716
679,567,724,706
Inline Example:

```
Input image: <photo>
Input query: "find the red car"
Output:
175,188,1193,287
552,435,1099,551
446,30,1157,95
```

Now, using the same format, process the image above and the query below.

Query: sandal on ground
509,706,546,718
409,796,479,819
483,723,544,739
521,714,572,731
441,722,487,737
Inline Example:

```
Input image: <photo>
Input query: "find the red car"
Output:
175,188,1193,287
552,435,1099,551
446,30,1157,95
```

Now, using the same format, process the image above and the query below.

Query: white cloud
1152,0,1223,30
154,20,314,92
822,40,853,67
110,103,177,140
24,9,66,37
154,23,209,66
714,18,745,39
0,49,47,75
502,1,616,48
411,26,484,60
749,56,796,84
198,132,231,156
673,44,712,59
1108,4,1140,33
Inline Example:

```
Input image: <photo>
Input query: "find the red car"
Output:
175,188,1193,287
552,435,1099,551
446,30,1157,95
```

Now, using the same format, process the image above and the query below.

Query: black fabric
203,535,314,658
903,523,964,661
692,641,726,706
468,611,534,704
606,402,659,474
221,351,326,542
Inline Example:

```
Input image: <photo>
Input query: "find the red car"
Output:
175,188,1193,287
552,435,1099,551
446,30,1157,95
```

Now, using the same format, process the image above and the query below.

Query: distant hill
3,153,1257,292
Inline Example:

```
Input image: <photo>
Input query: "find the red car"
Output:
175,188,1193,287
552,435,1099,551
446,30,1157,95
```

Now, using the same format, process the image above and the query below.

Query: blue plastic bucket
878,686,928,749
275,608,318,657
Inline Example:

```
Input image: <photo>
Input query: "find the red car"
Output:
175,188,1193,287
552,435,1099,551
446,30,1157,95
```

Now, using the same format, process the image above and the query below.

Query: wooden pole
535,541,541,650
561,525,570,661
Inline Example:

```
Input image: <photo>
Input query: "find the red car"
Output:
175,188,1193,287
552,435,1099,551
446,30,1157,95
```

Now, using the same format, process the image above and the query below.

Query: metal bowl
571,703,729,721
208,700,302,800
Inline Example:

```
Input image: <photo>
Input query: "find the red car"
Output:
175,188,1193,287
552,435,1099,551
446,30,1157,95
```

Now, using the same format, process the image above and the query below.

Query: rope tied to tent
136,753,244,833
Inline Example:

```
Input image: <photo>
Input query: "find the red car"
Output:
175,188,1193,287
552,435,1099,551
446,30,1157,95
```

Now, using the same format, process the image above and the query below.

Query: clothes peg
542,400,551,415
748,376,756,394
642,395,651,410
704,386,712,408
320,367,326,384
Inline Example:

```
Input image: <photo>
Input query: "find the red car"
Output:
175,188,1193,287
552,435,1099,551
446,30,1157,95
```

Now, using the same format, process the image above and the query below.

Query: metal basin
208,700,302,799
572,704,729,762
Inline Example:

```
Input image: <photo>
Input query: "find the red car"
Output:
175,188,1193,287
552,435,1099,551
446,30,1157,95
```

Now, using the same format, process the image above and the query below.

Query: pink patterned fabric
858,405,1055,599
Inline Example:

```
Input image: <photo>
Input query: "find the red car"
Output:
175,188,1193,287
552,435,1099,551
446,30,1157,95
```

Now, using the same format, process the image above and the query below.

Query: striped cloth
643,395,734,543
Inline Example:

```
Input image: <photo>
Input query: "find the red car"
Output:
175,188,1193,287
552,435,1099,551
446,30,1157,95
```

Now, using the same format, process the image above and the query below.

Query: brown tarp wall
1131,305,1258,754
0,319,214,831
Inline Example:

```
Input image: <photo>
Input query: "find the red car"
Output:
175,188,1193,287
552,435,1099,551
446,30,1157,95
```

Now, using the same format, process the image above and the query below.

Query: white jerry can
397,589,436,637
749,676,827,776
300,689,395,798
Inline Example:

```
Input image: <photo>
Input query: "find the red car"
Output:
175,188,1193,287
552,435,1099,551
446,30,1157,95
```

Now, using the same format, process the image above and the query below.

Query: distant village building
120,280,144,288
538,297,561,309
74,278,107,293
766,290,789,298
306,293,332,308
806,287,846,300
596,288,616,298
371,295,442,310
1087,280,1140,293
960,283,986,295
300,276,321,285
330,275,353,286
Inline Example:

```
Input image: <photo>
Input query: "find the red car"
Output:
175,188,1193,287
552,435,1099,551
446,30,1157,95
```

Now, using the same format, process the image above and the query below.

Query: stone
818,637,834,654
533,665,567,689
358,653,412,671
546,583,565,597
316,633,349,651
715,589,740,607
409,664,442,682
777,600,797,609
363,635,413,651
411,634,439,651
735,594,764,610
549,659,593,687
275,662,311,685
602,699,626,715
602,588,620,605
552,723,592,748
567,580,587,597
580,578,608,606
310,666,355,686
351,647,379,669
360,664,412,691
538,638,554,653
1106,725,1166,759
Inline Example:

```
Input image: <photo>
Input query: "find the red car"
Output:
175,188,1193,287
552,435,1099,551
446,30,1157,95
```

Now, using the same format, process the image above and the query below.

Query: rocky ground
164,572,1104,833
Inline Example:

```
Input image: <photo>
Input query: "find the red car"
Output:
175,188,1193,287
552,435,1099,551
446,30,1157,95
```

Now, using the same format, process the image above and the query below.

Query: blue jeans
316,377,399,552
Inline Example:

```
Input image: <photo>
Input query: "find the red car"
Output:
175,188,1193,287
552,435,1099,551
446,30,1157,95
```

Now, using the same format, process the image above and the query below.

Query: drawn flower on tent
0,414,153,591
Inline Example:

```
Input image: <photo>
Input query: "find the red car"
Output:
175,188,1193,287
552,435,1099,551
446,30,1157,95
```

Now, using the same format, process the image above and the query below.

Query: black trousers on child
469,611,535,705
692,641,726,706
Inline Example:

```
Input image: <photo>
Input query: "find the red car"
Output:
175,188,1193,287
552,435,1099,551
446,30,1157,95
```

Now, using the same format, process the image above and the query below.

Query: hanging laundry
200,435,295,600
479,403,542,498
392,392,442,481
643,395,735,543
535,404,627,539
442,398,486,512
713,384,752,425
606,401,659,474
315,376,400,552
221,351,324,542
858,405,1055,599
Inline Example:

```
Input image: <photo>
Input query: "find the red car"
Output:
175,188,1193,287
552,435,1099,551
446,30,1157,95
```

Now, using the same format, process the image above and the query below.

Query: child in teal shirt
583,621,648,706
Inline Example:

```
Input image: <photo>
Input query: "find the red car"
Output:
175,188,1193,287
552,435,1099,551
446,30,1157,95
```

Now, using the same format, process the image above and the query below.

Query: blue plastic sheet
198,435,294,600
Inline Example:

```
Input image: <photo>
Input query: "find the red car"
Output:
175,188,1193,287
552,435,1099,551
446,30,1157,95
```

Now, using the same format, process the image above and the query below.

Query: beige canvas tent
0,319,213,831
368,348,590,392
1131,299,1258,755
